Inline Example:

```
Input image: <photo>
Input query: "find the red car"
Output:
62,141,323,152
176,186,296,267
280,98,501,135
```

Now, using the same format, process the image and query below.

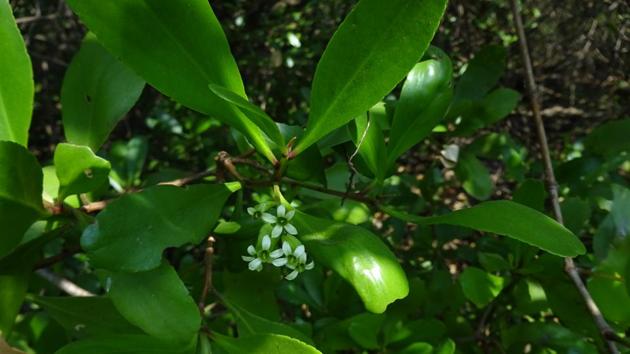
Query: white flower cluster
242,204,314,280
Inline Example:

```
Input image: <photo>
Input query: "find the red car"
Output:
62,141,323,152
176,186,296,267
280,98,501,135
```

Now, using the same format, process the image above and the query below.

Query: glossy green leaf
0,0,33,146
382,201,586,257
560,197,591,235
109,136,148,188
454,152,493,201
108,263,200,344
585,118,630,156
209,84,284,149
61,33,145,151
220,294,314,345
279,124,326,185
55,334,194,354
350,111,387,181
35,296,141,337
459,267,504,307
347,313,384,349
295,0,448,154
223,271,281,321
293,212,409,313
388,49,453,166
435,339,456,354
54,143,111,200
0,141,43,258
81,183,240,272
64,0,276,162
212,333,321,354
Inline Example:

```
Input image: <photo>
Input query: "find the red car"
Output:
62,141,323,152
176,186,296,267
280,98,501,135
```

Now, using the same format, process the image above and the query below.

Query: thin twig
36,269,94,297
198,236,216,313
34,244,82,269
344,115,372,204
509,1,621,352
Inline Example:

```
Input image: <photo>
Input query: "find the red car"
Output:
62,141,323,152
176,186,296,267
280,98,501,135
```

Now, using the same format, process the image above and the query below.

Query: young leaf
458,267,505,307
108,263,200,344
381,201,586,257
294,0,448,154
293,212,409,313
211,333,321,354
61,33,145,151
64,0,277,162
388,48,453,167
81,183,241,272
0,141,43,258
55,334,195,354
54,143,111,200
0,0,33,146
35,296,142,338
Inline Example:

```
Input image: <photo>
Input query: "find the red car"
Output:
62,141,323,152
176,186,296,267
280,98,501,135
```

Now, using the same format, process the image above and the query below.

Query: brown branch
509,1,621,353
34,244,82,269
198,236,216,313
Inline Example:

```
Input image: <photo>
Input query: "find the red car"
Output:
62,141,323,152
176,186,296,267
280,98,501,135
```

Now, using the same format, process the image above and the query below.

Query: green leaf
458,267,504,308
212,333,322,354
451,45,507,110
109,136,148,188
513,179,547,212
435,339,456,354
347,313,384,349
388,48,453,166
398,342,433,354
350,111,387,181
0,0,33,146
0,270,29,336
293,212,409,313
220,294,314,345
35,296,142,338
278,124,326,185
294,0,448,154
61,33,145,151
611,184,630,237
55,334,195,354
81,183,240,272
223,271,281,321
454,88,520,135
54,143,111,200
454,152,493,201
108,263,200,344
587,245,630,326
64,0,276,162
585,118,630,156
0,141,43,258
560,197,591,235
382,201,586,257
208,84,284,149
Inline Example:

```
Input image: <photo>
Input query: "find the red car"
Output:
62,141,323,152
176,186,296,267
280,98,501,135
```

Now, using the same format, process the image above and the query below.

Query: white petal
262,213,277,224
262,235,271,250
284,223,298,235
294,245,305,259
272,258,288,267
247,207,256,216
277,205,286,217
285,270,299,280
269,249,284,258
285,210,295,220
248,258,262,271
271,225,283,238
298,251,307,263
247,245,256,256
282,242,292,256
305,261,315,270
241,256,255,262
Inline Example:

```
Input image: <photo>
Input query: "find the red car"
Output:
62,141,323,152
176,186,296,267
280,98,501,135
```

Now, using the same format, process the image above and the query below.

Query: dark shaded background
9,0,629,168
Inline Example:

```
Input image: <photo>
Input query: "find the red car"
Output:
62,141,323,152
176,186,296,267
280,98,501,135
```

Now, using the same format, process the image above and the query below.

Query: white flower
272,241,314,280
241,235,282,271
261,205,298,238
